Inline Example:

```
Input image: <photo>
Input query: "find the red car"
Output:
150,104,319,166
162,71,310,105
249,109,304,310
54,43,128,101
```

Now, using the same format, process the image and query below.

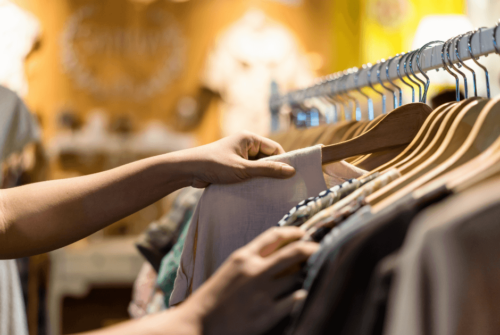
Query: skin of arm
0,131,295,259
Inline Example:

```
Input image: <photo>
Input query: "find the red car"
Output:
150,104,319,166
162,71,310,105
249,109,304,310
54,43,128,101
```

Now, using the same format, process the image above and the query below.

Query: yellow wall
360,0,465,64
329,0,465,72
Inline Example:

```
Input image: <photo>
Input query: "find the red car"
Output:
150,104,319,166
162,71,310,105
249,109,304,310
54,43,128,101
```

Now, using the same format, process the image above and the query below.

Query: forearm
76,307,202,335
0,151,192,259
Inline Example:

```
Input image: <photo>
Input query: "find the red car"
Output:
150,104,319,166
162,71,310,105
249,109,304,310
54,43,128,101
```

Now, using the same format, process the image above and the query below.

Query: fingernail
293,289,308,301
280,164,295,176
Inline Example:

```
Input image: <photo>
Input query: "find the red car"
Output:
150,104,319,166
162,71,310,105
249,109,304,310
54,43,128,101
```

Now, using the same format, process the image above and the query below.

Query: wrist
158,149,199,188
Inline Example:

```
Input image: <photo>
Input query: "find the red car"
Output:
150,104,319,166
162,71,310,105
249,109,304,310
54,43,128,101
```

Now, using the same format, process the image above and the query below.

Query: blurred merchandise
201,9,314,136
0,0,40,96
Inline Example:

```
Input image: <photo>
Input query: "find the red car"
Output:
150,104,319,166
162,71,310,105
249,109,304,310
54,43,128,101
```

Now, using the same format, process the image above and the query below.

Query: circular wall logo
61,5,186,100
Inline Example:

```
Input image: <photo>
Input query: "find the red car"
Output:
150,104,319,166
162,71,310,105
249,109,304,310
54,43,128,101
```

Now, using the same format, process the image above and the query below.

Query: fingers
242,159,296,179
247,227,305,256
264,241,319,277
243,132,286,158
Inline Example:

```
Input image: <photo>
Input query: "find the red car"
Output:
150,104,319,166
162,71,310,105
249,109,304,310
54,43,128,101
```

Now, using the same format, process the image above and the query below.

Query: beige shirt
170,145,366,306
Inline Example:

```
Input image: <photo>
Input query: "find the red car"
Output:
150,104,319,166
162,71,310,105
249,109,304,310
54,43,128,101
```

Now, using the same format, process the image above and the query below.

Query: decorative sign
61,5,186,100
369,0,410,29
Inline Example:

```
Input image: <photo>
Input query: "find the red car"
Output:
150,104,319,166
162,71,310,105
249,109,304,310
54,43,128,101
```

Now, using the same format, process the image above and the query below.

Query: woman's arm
0,132,295,259
79,227,318,335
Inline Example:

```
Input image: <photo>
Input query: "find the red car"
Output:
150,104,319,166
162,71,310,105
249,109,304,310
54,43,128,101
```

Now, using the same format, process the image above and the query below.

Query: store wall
12,0,336,146
360,0,465,64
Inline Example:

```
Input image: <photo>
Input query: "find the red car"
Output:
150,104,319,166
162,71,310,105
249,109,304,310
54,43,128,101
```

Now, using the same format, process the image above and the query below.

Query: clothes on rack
135,187,203,272
286,184,452,335
126,22,500,335
128,262,157,319
170,145,366,306
131,187,203,316
278,171,378,228
156,210,194,308
385,176,500,335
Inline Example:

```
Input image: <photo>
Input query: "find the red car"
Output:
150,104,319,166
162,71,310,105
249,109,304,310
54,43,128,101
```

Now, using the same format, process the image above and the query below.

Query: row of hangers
271,22,500,213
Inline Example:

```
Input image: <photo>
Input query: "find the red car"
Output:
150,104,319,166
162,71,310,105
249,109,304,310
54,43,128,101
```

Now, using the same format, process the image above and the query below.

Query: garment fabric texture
157,211,194,308
0,86,40,164
170,145,365,306
287,185,451,335
300,170,401,242
0,86,39,335
0,260,28,335
128,262,158,319
278,172,379,228
358,253,398,335
384,177,500,335
135,187,203,272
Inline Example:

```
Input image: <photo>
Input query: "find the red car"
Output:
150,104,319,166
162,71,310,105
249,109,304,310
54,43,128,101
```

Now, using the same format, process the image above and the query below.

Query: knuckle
229,250,249,266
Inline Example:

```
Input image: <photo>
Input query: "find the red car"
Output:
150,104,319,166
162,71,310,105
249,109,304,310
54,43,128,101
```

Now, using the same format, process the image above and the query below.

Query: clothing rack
271,24,500,108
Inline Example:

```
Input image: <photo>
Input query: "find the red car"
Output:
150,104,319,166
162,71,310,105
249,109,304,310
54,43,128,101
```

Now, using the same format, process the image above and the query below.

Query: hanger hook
367,63,386,114
386,57,402,106
354,67,374,120
397,53,415,102
416,40,444,103
447,36,468,98
376,59,397,110
469,28,490,98
403,51,422,102
441,38,460,101
409,50,427,102
333,73,348,120
455,33,477,97
341,69,359,121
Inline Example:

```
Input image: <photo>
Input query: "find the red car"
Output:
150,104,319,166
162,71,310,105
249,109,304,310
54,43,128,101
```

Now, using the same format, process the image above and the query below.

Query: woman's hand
177,131,296,188
181,227,318,335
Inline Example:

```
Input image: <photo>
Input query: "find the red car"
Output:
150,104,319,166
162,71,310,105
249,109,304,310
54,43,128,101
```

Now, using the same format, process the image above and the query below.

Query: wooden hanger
410,97,500,189
351,105,449,169
367,98,480,204
370,98,488,208
409,100,500,200
349,116,384,164
354,146,407,170
321,102,431,164
361,102,454,177
320,120,357,145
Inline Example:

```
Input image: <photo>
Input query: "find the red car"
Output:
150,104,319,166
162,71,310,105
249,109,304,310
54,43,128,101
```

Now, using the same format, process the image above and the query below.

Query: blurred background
1,0,499,333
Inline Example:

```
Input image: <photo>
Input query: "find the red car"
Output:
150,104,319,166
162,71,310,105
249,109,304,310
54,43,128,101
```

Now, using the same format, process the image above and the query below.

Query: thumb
243,159,296,179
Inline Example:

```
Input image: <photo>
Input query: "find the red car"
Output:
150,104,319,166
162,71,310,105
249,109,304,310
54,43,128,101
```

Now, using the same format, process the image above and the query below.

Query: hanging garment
287,185,451,335
0,260,28,335
135,187,203,272
384,177,500,335
0,86,40,164
278,165,373,228
156,211,194,308
169,145,366,306
128,262,158,319
358,252,398,335
299,170,401,242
